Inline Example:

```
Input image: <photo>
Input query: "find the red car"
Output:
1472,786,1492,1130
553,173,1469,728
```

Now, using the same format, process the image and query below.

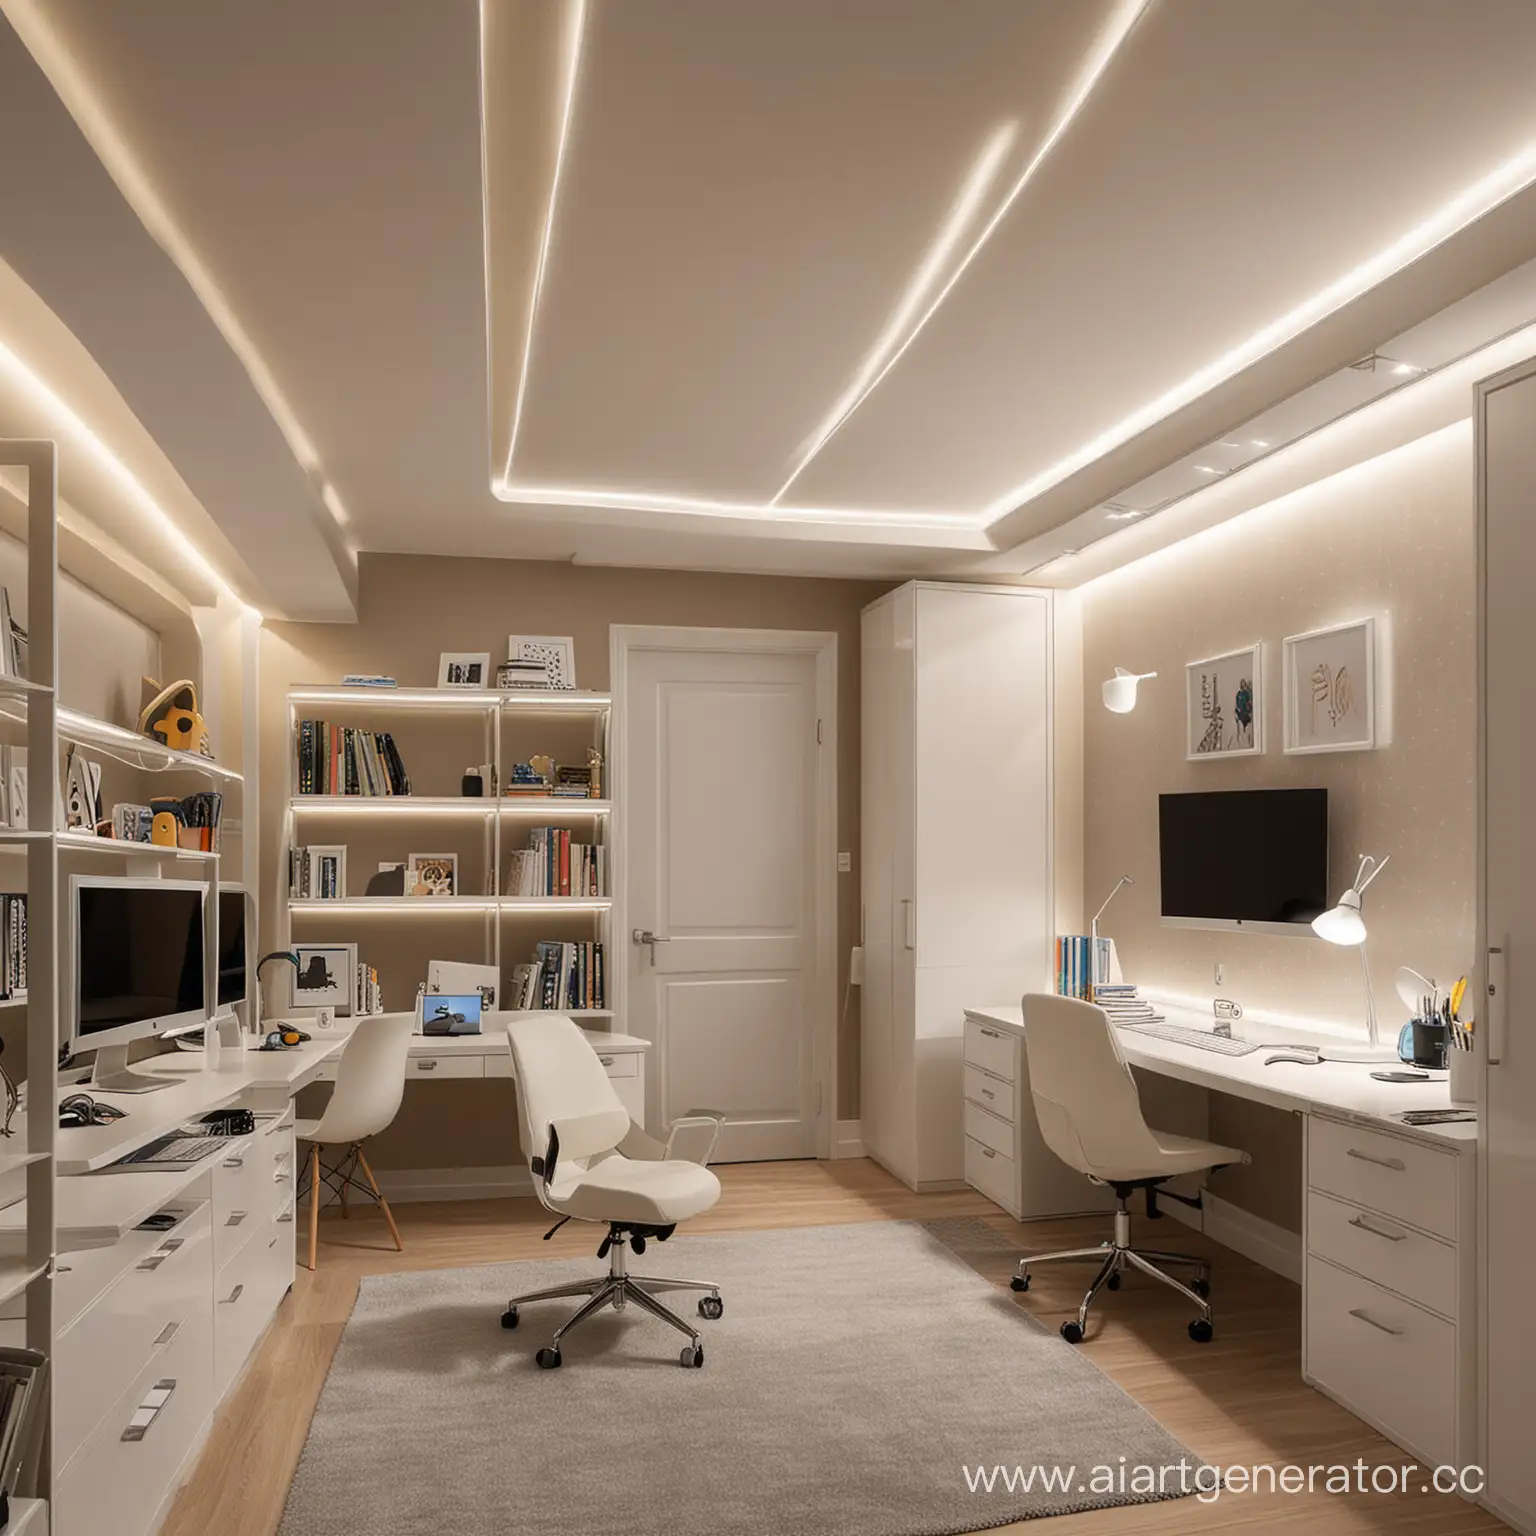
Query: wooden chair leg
356,1147,402,1253
306,1144,321,1271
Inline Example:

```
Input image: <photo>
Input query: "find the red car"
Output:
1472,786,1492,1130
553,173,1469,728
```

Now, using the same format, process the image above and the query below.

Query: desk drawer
963,1064,1011,1122
1306,1255,1455,1464
407,1053,483,1080
213,1141,265,1270
964,1020,1017,1083
1307,1190,1457,1319
1308,1117,1457,1240
963,1099,1013,1157
58,1303,215,1536
964,1135,1016,1215
213,1224,288,1401
55,1201,213,1466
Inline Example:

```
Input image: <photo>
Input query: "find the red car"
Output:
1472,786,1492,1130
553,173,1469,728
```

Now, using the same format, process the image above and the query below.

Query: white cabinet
861,583,1053,1192
1477,356,1536,1533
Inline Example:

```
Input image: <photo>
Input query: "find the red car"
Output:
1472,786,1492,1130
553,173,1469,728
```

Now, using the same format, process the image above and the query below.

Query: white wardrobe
1476,357,1536,1536
861,582,1064,1195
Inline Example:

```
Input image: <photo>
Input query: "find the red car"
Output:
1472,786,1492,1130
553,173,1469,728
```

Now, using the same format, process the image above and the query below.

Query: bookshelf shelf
0,1258,47,1309
54,706,244,783
289,896,611,915
288,685,611,713
0,677,52,701
290,795,498,817
57,832,220,863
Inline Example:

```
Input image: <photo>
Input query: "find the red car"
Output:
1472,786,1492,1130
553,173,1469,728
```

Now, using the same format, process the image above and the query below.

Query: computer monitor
217,885,249,1011
72,875,208,1092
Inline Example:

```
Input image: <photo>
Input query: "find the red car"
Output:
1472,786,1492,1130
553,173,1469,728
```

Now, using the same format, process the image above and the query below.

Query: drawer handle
417,1059,438,1071
226,1211,248,1227
980,1027,1000,1039
1345,1148,1406,1172
222,1155,245,1170
121,1379,177,1442
220,1283,245,1305
981,1147,996,1159
1348,1307,1405,1337
153,1321,180,1347
274,1169,291,1183
277,1205,295,1224
1348,1214,1407,1243
981,1087,996,1099
599,1056,614,1067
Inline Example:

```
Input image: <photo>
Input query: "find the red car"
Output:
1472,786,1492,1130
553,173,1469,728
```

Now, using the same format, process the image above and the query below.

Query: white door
622,638,829,1162
1479,360,1536,1530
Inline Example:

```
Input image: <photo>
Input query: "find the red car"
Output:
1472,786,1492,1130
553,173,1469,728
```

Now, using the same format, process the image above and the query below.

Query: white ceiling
4,0,1536,616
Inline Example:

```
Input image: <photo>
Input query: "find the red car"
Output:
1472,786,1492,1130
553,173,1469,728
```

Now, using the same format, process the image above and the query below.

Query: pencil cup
1449,1036,1477,1107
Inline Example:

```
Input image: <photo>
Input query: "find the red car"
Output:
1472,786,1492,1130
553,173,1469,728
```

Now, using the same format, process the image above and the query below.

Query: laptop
420,992,483,1036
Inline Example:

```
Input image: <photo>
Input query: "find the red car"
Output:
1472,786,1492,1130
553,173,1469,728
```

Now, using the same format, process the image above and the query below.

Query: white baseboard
832,1119,864,1159
373,1165,534,1203
1162,1191,1302,1284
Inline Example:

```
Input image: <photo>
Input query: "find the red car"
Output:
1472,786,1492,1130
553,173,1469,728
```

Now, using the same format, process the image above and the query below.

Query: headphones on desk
59,1093,128,1129
259,1025,312,1052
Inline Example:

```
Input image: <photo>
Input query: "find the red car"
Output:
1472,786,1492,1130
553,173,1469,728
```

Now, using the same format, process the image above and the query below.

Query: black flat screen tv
1158,788,1328,932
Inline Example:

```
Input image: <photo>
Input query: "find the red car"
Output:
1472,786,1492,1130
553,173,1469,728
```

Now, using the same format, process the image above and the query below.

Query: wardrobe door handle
1348,1307,1404,1337
121,1379,177,1441
900,899,915,950
1345,1148,1405,1172
1348,1214,1407,1243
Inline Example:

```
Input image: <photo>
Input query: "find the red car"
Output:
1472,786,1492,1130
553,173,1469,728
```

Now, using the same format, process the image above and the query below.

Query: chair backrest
1021,993,1166,1180
507,1015,630,1172
310,1013,414,1146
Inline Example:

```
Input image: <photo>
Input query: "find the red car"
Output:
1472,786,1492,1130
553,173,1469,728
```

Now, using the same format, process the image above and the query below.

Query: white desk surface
290,1014,651,1059
965,1003,1475,1151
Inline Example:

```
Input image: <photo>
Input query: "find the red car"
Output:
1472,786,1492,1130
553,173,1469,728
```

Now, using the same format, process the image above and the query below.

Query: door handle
1487,939,1507,1065
632,929,671,965
900,899,915,951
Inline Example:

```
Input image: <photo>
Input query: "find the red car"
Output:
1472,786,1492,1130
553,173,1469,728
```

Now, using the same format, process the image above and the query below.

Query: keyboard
1119,1021,1261,1057
107,1133,228,1170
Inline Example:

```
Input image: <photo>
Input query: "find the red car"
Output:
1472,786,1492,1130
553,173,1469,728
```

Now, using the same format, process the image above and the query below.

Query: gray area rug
278,1221,1203,1535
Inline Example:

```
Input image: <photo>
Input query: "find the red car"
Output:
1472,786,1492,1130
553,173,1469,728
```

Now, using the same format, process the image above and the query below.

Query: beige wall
262,552,892,1169
1078,421,1476,1232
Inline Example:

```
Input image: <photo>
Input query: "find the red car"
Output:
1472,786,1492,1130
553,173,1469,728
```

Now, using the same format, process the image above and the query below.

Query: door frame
611,624,839,1159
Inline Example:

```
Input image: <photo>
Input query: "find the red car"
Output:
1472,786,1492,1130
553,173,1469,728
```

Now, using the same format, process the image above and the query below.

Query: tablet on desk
420,993,483,1036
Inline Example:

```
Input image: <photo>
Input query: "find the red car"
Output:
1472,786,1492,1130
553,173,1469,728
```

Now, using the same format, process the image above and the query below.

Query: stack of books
1092,983,1164,1026
354,961,384,1016
289,847,344,900
1055,934,1113,999
506,830,607,897
295,720,411,796
507,941,606,1011
0,895,24,1001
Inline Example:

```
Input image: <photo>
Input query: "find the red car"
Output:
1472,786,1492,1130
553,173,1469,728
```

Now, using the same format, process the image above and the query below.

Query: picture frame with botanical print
1185,644,1263,760
290,942,356,1015
406,852,459,897
1284,617,1376,754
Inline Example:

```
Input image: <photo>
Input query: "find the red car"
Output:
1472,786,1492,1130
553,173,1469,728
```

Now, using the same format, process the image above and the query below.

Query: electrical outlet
837,851,852,873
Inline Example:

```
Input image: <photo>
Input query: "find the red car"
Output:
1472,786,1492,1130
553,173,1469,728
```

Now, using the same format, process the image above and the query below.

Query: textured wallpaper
1079,420,1475,1033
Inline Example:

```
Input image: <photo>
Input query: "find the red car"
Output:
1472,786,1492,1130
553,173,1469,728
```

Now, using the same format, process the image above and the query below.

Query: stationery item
1371,1069,1432,1083
341,675,397,688
1407,1018,1449,1070
1399,1108,1477,1126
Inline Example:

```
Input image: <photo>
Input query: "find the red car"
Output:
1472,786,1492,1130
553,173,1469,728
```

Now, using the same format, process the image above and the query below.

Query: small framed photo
1284,618,1376,754
506,635,575,690
291,844,347,900
406,852,459,897
291,942,356,1014
438,652,490,690
1186,644,1263,759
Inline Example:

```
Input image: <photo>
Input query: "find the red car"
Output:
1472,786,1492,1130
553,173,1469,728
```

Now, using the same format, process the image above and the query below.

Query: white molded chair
1013,993,1251,1344
295,1013,414,1270
501,1015,725,1370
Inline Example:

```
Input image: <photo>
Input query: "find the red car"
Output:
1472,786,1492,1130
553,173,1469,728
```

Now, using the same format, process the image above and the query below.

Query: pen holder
1408,1018,1449,1071
1449,1034,1477,1107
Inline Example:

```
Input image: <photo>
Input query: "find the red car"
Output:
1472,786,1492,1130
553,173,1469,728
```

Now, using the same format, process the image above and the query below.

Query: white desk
963,999,1477,1472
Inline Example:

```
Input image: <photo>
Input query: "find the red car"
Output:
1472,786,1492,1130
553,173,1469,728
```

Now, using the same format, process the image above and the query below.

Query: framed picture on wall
1185,644,1263,760
1283,617,1376,754
290,942,356,1014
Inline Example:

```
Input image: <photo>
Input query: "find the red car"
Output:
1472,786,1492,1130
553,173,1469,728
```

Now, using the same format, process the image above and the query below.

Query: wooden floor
161,1159,1507,1536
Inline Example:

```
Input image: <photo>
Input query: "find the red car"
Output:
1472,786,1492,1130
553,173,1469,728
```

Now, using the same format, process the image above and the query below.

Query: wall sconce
1102,668,1157,714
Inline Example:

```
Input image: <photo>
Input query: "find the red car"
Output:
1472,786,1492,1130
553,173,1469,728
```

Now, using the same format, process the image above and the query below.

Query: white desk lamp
1102,668,1157,713
1312,854,1397,1063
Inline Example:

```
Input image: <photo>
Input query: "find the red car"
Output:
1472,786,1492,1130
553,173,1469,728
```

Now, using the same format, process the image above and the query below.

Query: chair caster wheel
1190,1278,1210,1299
1060,1321,1084,1344
1106,1274,1121,1291
535,1346,562,1369
680,1344,704,1368
1010,1275,1030,1292
1189,1319,1214,1343
501,1308,519,1329
698,1295,724,1320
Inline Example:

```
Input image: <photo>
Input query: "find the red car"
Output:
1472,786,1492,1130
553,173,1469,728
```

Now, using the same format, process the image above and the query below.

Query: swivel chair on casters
501,1015,727,1369
1010,993,1251,1344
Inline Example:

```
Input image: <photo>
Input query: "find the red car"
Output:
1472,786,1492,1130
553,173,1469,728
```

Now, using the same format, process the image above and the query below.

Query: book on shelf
295,719,411,796
504,829,607,897
289,846,346,900
354,959,384,1016
1055,934,1114,1001
507,940,606,1011
0,896,24,1001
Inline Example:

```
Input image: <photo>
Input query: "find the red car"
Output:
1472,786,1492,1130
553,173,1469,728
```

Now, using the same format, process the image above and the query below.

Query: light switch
837,852,852,873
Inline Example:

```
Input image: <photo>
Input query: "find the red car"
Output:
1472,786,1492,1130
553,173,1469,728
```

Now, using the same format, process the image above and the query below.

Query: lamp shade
1102,668,1156,714
1312,891,1366,946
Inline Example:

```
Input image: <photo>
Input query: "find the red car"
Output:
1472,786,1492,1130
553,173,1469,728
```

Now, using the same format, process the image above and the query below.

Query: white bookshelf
283,686,615,1021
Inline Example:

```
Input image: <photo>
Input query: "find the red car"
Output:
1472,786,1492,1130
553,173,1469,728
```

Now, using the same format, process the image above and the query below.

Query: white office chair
1012,993,1251,1344
295,1013,414,1271
501,1015,725,1370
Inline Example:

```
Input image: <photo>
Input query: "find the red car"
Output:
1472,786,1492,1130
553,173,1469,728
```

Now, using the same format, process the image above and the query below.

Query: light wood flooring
161,1158,1507,1536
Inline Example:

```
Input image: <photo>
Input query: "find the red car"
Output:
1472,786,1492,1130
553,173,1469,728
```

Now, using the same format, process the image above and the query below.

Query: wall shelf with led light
282,685,616,1022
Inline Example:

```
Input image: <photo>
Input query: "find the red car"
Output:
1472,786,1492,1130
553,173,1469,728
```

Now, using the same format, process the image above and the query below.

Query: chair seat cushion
550,1154,721,1225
